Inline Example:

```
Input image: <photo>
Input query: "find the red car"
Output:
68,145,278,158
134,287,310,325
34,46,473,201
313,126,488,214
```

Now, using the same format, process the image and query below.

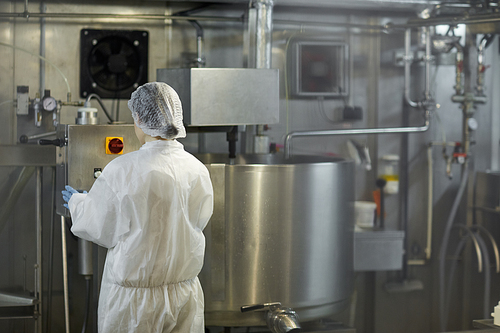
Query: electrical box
292,40,349,97
157,68,279,126
16,86,29,115
55,124,142,217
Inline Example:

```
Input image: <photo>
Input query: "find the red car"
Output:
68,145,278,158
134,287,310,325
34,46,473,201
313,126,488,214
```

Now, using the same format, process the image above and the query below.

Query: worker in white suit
62,82,214,333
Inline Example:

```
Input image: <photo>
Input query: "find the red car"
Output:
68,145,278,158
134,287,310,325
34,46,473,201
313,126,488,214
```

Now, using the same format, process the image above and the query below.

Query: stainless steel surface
292,41,349,98
78,239,93,276
35,167,42,333
61,216,70,333
0,145,56,166
354,230,404,271
156,68,280,126
0,167,35,235
55,124,142,216
76,109,99,125
267,306,301,333
0,292,37,307
254,0,274,70
284,110,430,158
198,154,354,326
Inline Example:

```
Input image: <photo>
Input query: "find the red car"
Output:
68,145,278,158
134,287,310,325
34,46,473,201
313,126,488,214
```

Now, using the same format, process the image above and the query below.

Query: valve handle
241,304,265,313
39,138,64,147
240,302,281,313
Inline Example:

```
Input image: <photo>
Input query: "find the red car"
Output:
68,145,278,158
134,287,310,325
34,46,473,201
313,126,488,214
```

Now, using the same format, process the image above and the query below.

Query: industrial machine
197,153,354,327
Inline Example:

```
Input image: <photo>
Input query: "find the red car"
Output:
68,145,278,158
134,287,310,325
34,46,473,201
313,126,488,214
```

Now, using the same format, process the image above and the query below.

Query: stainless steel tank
197,154,354,327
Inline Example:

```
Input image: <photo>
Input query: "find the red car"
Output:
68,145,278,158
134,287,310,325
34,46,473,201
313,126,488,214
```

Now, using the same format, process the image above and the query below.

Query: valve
452,142,466,164
241,302,301,333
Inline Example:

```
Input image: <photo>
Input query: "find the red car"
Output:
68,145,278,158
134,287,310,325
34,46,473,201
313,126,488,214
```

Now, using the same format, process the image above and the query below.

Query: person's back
63,82,214,332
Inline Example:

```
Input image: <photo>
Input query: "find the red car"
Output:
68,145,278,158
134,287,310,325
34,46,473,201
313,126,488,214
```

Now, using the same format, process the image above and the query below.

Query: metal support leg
61,215,70,333
35,167,43,333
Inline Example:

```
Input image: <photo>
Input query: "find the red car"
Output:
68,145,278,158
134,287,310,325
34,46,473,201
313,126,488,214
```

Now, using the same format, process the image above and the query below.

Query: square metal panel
157,68,280,126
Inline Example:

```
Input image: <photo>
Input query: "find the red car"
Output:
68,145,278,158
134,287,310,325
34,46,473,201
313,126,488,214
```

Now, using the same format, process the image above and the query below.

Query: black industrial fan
80,29,148,99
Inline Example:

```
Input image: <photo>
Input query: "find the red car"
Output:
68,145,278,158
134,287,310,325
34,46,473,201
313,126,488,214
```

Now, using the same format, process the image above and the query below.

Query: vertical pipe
404,28,418,108
254,0,273,70
46,167,56,332
254,0,274,147
61,216,70,333
424,27,431,101
39,2,45,96
35,167,43,333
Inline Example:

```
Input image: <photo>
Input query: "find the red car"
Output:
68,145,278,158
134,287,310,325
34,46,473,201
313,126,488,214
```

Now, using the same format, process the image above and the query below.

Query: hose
476,234,491,319
443,229,489,327
0,41,71,95
438,162,470,331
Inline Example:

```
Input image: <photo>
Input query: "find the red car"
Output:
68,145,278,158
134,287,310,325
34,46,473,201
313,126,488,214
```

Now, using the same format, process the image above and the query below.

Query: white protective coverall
68,139,214,333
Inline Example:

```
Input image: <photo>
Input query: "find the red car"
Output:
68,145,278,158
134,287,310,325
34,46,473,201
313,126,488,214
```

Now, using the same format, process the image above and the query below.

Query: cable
0,41,71,94
317,96,336,124
0,100,14,108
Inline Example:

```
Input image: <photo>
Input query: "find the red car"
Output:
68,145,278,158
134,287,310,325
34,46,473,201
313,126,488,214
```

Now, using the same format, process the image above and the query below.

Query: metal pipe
35,167,43,333
27,131,56,140
426,145,433,260
39,2,46,97
46,167,56,333
424,26,431,101
61,216,70,333
285,111,430,158
455,43,464,96
254,0,274,69
476,37,488,96
404,28,418,108
401,12,500,28
274,19,387,31
0,12,243,22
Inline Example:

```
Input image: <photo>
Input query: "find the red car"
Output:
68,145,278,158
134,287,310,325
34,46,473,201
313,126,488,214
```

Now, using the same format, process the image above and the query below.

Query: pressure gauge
42,96,57,112
468,117,478,131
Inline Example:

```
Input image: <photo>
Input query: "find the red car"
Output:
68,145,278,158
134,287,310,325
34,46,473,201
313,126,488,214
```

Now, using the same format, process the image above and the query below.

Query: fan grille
80,30,148,99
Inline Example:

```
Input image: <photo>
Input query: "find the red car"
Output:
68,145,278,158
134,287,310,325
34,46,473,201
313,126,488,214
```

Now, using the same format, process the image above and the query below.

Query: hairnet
128,82,186,140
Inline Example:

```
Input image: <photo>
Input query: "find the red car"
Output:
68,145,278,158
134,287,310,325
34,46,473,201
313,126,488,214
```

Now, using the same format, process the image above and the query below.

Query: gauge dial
42,96,57,112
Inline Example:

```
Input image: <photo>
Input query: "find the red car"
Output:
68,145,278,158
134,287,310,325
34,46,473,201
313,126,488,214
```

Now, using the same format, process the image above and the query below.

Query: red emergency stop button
106,137,124,155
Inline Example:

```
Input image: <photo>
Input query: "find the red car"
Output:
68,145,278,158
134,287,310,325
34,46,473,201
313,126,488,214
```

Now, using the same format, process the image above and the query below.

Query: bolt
92,39,98,45
133,83,139,88
84,30,89,35
134,40,139,46
92,82,97,88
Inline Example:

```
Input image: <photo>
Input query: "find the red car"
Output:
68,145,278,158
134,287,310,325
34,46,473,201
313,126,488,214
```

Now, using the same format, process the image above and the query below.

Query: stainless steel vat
197,154,354,326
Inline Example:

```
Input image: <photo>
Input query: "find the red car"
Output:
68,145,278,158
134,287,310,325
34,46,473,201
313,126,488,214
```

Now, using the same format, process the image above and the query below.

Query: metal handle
39,138,64,147
241,302,281,313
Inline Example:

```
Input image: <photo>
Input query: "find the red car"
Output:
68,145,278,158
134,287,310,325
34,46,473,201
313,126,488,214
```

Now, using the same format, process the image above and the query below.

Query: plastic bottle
380,154,400,194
